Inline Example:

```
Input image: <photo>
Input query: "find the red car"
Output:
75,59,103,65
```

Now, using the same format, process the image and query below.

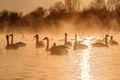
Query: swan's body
95,38,105,43
109,36,118,46
15,42,26,47
43,37,69,55
10,34,26,47
64,33,72,48
6,35,19,49
73,35,88,50
92,34,109,47
34,34,45,48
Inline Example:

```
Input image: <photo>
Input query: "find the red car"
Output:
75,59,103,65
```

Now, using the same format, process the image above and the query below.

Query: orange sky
0,0,92,14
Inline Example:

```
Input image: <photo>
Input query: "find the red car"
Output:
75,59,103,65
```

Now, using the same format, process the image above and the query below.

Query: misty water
0,34,120,80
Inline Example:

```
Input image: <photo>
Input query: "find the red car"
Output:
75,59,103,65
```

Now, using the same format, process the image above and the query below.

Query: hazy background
0,1,120,80
0,0,93,15
0,0,120,35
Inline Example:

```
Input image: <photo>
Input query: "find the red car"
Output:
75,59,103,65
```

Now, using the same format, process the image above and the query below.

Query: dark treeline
0,0,120,33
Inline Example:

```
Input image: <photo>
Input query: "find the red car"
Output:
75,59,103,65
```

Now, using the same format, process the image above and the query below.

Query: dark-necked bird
33,34,45,48
43,37,69,55
73,35,88,50
9,34,26,47
109,35,118,46
92,34,109,47
6,35,19,50
64,33,72,48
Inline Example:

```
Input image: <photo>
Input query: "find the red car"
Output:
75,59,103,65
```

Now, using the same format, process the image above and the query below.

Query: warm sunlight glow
83,37,93,46
0,0,120,79
80,38,93,80
81,48,92,80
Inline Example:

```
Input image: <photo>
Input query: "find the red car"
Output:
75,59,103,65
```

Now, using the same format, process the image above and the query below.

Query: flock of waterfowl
3,33,119,55
6,34,26,49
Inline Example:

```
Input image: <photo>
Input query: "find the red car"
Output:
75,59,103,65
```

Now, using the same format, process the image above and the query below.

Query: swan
92,34,109,47
95,38,105,43
33,34,45,48
9,34,26,47
109,36,118,46
43,37,69,55
64,33,72,47
6,35,19,49
73,35,88,50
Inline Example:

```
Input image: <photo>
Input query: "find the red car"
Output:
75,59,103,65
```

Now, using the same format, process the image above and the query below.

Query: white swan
73,35,88,50
43,37,69,55
6,35,19,49
92,34,109,47
33,34,45,48
109,35,118,46
95,38,105,43
9,34,26,47
64,33,72,47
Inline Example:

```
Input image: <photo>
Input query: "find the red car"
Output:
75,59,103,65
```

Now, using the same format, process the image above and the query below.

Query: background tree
29,7,46,21
9,11,22,25
65,0,81,13
91,0,106,10
24,6,46,26
46,1,67,24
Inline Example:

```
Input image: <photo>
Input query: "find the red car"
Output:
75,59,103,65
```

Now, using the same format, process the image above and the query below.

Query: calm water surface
0,35,120,80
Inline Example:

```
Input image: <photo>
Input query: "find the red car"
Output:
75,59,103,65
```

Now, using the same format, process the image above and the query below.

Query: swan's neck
65,34,67,43
6,38,9,46
46,38,49,51
36,37,39,45
75,35,77,42
110,37,113,41
105,37,108,45
11,36,13,44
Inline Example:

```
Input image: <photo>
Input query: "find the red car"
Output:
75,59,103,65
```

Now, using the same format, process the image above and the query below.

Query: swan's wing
50,46,69,55
109,40,119,45
15,42,26,47
57,45,70,49
16,42,26,44
67,42,72,46
96,39,104,43
113,40,118,44
38,41,45,45
92,42,107,47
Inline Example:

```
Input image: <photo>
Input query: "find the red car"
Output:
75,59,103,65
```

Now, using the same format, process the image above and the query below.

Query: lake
0,34,120,80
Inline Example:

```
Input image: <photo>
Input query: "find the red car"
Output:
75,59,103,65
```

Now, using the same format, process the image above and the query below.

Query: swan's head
43,37,49,40
33,34,39,38
65,33,67,36
9,34,13,36
53,43,56,46
6,35,9,39
110,35,113,40
105,34,109,38
75,34,77,37
75,34,77,39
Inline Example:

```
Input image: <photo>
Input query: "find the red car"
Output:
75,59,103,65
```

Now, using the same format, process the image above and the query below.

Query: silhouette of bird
9,34,26,47
33,34,45,48
43,37,69,55
92,34,109,47
73,35,88,50
109,35,118,46
64,33,72,47
6,35,19,49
